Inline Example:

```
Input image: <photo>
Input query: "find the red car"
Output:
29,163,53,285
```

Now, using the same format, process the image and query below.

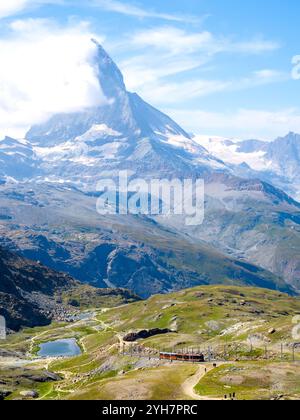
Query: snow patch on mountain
193,135,270,171
193,133,300,200
75,124,122,142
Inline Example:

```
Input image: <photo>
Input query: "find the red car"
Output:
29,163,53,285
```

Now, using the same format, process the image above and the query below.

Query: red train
159,352,205,363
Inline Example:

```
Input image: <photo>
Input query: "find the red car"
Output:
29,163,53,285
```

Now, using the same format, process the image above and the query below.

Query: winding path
182,364,221,400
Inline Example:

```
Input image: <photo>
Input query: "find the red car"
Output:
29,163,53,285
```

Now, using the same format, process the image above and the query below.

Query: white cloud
93,0,198,23
0,1,29,19
0,19,106,139
130,27,215,54
254,69,280,79
128,26,280,56
166,108,300,140
0,0,63,19
121,54,209,90
133,79,231,105
231,39,281,54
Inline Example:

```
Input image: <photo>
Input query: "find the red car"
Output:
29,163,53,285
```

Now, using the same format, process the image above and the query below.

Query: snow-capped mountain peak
91,38,127,96
8,40,230,186
2,41,300,200
25,40,190,148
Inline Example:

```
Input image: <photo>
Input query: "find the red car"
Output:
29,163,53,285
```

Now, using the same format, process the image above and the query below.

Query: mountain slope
155,171,300,291
0,183,292,299
0,246,140,331
0,137,39,181
0,246,76,331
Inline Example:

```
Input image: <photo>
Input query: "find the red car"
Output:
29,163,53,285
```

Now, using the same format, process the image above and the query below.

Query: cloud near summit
0,19,106,139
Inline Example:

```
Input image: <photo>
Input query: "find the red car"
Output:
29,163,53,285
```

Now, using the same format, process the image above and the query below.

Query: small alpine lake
38,338,81,358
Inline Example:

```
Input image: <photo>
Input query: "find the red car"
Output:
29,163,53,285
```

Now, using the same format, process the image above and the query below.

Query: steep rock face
0,247,76,296
0,246,77,330
0,245,140,330
265,133,300,178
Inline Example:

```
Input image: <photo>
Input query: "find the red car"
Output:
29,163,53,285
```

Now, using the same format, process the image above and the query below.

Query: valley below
1,285,300,401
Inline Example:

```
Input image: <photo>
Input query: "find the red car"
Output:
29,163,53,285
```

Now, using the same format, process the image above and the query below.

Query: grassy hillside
195,361,300,400
98,285,300,352
1,285,300,400
58,285,140,309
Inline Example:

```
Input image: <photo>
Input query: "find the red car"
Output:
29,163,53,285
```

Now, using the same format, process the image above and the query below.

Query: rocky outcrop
0,246,77,331
0,390,11,401
123,328,173,342
25,371,62,383
20,390,39,399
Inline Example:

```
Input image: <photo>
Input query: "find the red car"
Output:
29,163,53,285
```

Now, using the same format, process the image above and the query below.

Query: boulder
30,371,61,383
20,390,39,399
0,390,11,400
123,328,173,342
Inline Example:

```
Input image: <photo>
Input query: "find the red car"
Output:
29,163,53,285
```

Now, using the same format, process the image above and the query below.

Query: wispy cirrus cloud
93,0,199,23
0,0,64,19
0,0,29,19
128,26,280,55
117,26,283,105
127,69,287,106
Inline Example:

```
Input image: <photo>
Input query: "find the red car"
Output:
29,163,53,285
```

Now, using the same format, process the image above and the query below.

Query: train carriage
159,352,205,363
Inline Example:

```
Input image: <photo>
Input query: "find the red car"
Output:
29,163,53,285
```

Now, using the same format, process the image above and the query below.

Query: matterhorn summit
13,40,222,186
26,39,190,145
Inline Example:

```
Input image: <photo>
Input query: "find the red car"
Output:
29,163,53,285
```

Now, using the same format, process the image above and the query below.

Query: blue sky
0,0,299,139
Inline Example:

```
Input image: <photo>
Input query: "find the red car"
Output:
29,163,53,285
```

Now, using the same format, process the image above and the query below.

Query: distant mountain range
196,132,300,201
1,40,300,298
